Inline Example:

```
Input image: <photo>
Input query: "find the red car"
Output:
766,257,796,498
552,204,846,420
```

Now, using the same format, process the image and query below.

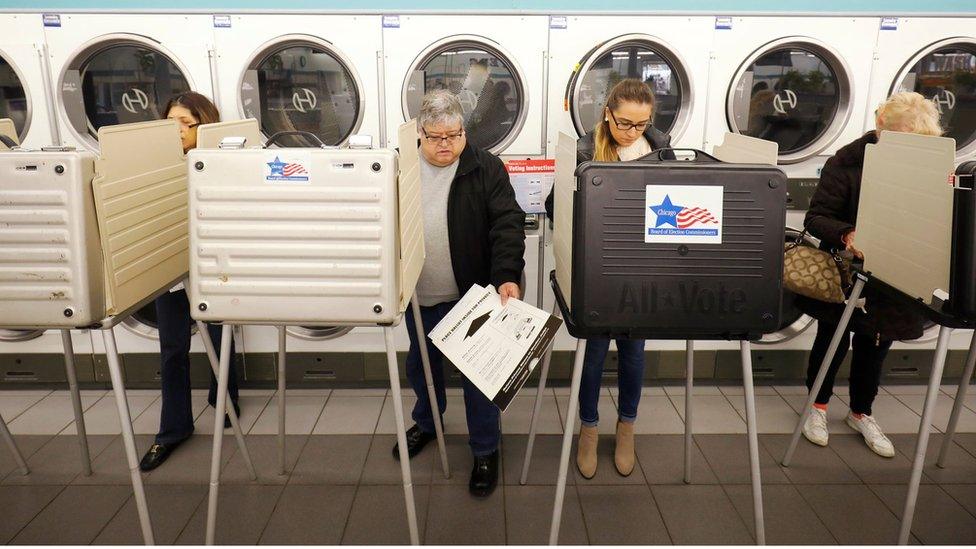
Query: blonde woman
545,78,673,478
798,91,942,457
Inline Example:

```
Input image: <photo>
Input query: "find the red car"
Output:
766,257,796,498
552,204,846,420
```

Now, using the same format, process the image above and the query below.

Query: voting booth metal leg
205,324,234,545
0,411,27,475
411,298,450,479
549,338,587,546
783,276,866,467
938,330,976,468
898,325,952,545
684,340,694,484
196,321,256,481
102,327,155,545
740,340,766,545
61,329,92,476
385,326,421,545
520,300,561,486
277,326,287,475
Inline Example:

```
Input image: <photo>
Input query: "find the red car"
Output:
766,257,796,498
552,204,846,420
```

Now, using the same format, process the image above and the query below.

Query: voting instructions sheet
429,284,563,411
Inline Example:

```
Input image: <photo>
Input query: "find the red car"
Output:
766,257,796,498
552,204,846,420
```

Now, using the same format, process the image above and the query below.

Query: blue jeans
405,300,501,456
579,338,646,427
154,289,238,445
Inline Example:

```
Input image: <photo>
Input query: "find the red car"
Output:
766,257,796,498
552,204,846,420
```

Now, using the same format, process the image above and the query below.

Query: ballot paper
429,284,563,411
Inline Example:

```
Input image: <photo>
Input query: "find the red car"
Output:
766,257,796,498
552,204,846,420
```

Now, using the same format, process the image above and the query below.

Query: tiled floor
0,384,975,544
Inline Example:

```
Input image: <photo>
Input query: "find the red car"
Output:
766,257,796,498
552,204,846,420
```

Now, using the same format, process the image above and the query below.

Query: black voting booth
531,148,787,546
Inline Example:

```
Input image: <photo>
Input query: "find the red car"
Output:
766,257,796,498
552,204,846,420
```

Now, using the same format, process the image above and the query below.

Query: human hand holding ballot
429,284,563,412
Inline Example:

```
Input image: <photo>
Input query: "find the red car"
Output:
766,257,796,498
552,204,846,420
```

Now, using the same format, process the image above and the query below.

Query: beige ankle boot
576,425,599,479
615,421,636,476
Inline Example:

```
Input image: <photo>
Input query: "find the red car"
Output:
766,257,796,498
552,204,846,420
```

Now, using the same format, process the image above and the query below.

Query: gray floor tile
869,484,976,545
290,435,370,485
360,434,435,485
724,484,836,545
941,484,976,518
176,484,285,545
0,435,52,479
11,484,131,544
635,434,719,484
829,433,931,485
259,484,356,545
501,434,574,486
341,484,430,545
890,433,976,484
144,434,236,485
3,434,114,485
571,435,646,485
578,485,670,544
220,434,308,484
504,485,587,545
694,434,790,485
92,485,206,545
424,484,505,545
0,485,63,544
72,434,155,486
799,484,908,544
759,434,861,484
652,484,754,544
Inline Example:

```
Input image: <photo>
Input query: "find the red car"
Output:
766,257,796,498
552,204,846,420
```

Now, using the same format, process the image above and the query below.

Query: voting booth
521,132,785,545
187,122,441,546
782,131,976,545
0,120,256,545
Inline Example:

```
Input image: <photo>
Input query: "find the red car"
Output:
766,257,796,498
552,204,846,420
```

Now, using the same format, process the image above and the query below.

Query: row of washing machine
1,11,974,381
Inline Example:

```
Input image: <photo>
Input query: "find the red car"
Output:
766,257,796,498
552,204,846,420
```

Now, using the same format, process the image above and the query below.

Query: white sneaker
802,407,829,446
846,412,896,458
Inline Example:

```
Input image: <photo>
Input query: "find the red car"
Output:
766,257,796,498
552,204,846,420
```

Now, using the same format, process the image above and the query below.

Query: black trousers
154,289,239,445
805,319,891,416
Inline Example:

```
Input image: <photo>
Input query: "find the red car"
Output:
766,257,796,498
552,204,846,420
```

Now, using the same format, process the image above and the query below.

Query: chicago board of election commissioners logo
645,186,724,244
265,155,310,183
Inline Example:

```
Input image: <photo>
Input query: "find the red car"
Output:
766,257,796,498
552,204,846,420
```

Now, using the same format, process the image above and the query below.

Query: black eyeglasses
608,110,650,132
421,128,464,145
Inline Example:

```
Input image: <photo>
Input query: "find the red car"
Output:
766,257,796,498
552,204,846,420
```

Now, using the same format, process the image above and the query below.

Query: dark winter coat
796,132,926,340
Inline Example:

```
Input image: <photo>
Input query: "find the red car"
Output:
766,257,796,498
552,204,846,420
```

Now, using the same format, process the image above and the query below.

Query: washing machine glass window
287,326,353,340
758,227,816,345
0,329,44,342
62,43,190,143
894,41,976,157
728,43,852,163
570,37,690,138
242,41,363,148
404,39,526,153
0,52,30,140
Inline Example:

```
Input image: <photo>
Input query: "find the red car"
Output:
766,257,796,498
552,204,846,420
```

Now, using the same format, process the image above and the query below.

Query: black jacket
544,126,673,218
797,132,925,340
443,142,526,294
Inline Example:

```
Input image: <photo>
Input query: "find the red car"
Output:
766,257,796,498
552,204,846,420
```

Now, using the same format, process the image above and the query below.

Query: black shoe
392,424,436,460
469,450,499,498
139,440,184,472
223,402,242,429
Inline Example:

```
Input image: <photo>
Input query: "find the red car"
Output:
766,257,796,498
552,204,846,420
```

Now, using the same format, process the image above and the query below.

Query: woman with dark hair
139,91,241,471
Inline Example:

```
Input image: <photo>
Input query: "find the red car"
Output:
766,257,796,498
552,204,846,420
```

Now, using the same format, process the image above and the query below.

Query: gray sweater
416,155,461,306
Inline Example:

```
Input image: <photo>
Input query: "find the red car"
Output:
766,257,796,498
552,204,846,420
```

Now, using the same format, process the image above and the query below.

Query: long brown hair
161,91,220,125
593,79,655,162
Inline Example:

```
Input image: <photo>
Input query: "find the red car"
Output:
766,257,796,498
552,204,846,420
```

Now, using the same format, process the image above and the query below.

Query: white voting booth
781,131,974,544
187,121,442,545
521,132,781,545
0,119,257,546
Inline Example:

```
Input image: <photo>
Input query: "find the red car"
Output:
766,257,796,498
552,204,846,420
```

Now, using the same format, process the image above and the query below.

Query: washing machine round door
60,36,192,150
123,303,161,340
728,39,853,164
893,39,976,159
567,34,692,140
757,227,817,345
241,36,365,148
0,50,31,141
403,36,527,153
287,326,353,340
0,329,44,342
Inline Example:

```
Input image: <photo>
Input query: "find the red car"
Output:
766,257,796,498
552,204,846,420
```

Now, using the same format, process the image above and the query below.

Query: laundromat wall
1,2,974,388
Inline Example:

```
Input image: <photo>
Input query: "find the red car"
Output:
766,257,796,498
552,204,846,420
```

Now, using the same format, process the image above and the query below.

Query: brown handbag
783,231,853,304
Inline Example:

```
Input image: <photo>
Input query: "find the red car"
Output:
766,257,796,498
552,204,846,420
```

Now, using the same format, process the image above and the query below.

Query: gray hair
417,90,464,132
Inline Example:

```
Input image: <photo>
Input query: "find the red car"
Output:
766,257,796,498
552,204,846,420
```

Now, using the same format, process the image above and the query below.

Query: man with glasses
394,90,525,498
